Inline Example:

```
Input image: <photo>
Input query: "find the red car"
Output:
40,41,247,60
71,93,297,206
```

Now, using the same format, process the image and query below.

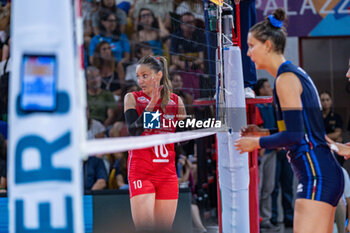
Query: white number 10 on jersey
153,144,169,163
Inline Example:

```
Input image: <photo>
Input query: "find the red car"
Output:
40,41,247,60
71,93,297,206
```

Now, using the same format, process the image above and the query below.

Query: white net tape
84,126,228,156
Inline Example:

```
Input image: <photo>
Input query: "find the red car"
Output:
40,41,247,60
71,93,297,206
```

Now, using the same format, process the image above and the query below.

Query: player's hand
326,136,350,158
150,75,163,103
235,136,260,154
240,124,269,137
234,0,241,4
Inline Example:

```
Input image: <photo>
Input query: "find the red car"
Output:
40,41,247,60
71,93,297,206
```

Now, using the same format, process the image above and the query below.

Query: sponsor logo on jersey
297,183,303,193
168,99,176,105
137,96,150,103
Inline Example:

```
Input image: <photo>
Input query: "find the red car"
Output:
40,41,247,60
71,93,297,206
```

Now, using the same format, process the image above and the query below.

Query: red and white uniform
128,91,179,199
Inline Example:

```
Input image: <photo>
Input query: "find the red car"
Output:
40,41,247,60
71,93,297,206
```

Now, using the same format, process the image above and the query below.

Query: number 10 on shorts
133,180,142,189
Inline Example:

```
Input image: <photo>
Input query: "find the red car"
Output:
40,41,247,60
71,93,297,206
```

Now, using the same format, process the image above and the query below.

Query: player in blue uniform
235,8,344,233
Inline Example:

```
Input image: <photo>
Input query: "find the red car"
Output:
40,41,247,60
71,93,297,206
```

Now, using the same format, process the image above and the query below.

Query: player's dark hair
138,56,172,111
249,8,287,54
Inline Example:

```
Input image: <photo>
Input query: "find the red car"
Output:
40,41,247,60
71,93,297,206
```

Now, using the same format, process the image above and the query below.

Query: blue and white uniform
273,61,343,206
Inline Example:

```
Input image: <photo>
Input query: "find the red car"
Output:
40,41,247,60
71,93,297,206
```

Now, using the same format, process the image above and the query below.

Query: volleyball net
82,0,251,232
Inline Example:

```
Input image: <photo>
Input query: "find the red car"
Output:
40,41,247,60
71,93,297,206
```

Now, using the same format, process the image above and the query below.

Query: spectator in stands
320,91,343,143
86,66,118,128
0,134,6,193
87,107,106,140
175,0,204,27
170,71,193,116
92,0,127,34
320,91,344,166
91,41,125,96
113,152,129,190
170,12,205,99
83,0,98,67
171,12,204,71
126,42,154,82
132,8,169,56
89,9,130,68
83,155,108,191
132,0,173,30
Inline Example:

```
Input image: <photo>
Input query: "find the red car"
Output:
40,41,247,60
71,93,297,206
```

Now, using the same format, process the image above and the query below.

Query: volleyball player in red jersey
124,55,186,232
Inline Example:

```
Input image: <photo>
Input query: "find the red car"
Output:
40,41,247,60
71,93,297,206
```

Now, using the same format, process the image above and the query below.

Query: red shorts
129,179,179,200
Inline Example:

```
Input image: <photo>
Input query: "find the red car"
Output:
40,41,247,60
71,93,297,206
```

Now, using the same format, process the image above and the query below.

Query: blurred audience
170,71,193,116
175,0,204,28
170,12,205,99
86,66,118,128
89,9,130,69
91,41,125,95
92,0,127,34
320,91,344,165
113,152,129,190
320,91,343,143
87,107,106,140
132,0,173,30
83,155,108,191
132,8,169,57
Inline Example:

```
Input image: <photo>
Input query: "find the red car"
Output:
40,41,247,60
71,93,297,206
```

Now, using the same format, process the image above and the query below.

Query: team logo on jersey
144,110,161,129
168,99,176,105
137,96,150,103
297,183,303,193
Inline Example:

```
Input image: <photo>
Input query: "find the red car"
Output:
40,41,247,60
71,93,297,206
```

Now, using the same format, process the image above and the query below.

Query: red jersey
128,91,179,181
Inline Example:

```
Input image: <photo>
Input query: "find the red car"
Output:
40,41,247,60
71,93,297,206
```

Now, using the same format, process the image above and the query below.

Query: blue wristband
260,110,304,149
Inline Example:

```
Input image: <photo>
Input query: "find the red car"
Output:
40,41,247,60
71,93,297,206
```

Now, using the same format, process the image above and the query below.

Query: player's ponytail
157,56,172,111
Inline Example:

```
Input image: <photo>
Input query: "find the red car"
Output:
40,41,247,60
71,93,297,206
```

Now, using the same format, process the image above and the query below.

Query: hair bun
273,8,287,22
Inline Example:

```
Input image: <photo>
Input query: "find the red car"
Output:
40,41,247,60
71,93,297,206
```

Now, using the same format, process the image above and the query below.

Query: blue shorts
289,145,344,207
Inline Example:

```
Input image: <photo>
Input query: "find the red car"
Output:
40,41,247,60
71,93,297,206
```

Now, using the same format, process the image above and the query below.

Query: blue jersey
273,61,326,154
274,61,343,206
